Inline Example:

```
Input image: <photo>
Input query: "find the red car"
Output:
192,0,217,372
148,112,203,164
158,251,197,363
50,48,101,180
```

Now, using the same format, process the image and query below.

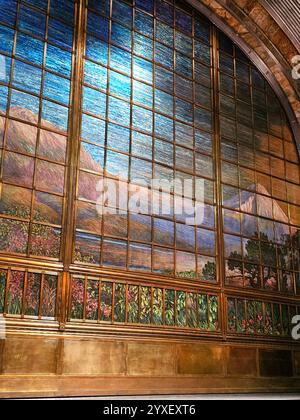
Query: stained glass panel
0,0,299,342
0,0,73,261
7,271,24,315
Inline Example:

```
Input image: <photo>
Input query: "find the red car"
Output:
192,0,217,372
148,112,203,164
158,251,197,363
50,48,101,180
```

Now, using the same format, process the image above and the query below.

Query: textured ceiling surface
261,0,300,49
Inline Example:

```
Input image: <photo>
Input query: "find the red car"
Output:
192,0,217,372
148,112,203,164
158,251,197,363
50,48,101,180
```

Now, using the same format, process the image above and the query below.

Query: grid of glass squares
0,0,75,259
75,0,217,283
219,33,300,296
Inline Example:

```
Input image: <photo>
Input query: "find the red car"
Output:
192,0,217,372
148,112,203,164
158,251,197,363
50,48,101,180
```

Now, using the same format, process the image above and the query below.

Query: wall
0,333,300,397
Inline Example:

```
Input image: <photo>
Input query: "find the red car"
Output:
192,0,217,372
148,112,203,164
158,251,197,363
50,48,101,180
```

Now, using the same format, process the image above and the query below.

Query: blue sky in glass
0,0,74,133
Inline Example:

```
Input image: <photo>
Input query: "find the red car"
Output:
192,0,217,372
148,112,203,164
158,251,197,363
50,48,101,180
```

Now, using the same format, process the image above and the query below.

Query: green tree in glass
227,233,277,289
202,261,216,282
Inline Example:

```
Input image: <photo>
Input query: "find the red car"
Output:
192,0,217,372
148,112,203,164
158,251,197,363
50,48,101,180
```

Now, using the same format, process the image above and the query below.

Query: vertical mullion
59,0,85,329
151,0,156,277
62,0,85,267
211,26,225,337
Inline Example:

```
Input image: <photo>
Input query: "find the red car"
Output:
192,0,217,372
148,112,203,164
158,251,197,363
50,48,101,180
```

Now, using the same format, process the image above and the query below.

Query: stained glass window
219,32,300,298
0,0,299,340
69,275,219,332
75,0,217,286
0,0,74,260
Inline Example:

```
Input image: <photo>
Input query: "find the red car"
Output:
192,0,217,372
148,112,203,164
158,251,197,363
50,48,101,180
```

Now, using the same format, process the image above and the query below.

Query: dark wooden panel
177,344,224,375
259,350,293,377
227,347,257,377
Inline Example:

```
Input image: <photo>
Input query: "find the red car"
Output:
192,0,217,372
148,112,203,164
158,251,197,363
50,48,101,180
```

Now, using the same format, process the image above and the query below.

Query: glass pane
100,282,113,322
42,274,57,318
128,285,139,324
86,280,99,321
7,271,25,315
153,288,163,325
176,291,186,328
70,278,84,320
227,298,236,333
198,294,208,330
25,272,41,317
165,289,175,326
114,283,126,323
209,295,218,331
140,286,151,324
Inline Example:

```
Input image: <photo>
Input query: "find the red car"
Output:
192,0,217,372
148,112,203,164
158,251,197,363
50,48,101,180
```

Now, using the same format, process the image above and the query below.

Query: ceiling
260,0,300,51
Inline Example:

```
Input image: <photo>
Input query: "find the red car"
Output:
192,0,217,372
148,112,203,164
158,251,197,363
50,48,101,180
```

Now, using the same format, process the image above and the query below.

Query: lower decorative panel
0,335,300,397
69,274,220,332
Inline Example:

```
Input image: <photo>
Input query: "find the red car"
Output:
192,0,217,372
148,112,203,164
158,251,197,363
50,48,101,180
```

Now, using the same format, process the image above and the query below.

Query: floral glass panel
227,297,297,337
86,280,99,321
255,301,264,334
140,286,151,324
227,298,236,333
198,294,208,330
264,303,274,335
282,305,289,336
100,282,113,322
176,291,186,327
42,274,58,318
246,300,256,334
165,289,175,327
7,271,25,315
237,299,246,333
114,283,126,323
127,285,139,324
70,278,84,320
152,287,163,325
25,272,41,317
209,295,219,331
187,292,197,328
273,303,281,336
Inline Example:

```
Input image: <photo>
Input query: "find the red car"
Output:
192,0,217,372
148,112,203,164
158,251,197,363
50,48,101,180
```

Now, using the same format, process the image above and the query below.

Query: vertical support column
60,0,85,330
211,25,227,339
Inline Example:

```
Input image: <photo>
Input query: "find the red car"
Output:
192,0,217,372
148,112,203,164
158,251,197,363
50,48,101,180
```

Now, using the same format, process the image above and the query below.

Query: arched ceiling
185,0,300,149
261,0,300,50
